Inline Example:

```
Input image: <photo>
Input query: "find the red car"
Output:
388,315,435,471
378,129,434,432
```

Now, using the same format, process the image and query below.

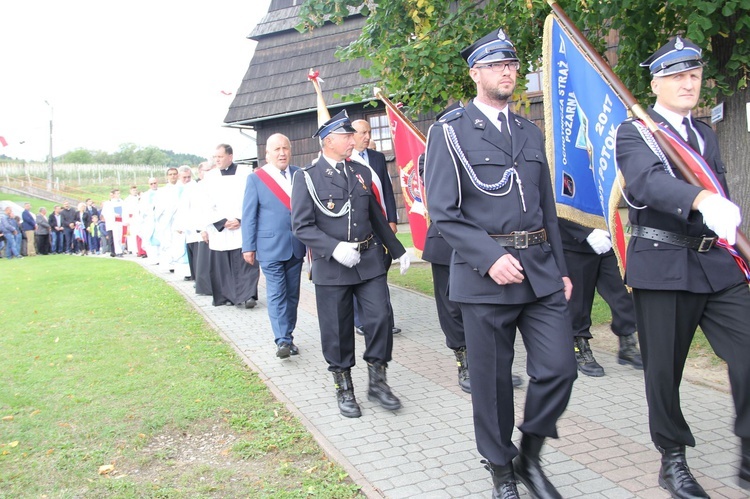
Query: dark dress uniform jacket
615,108,745,293
291,157,406,286
424,101,568,305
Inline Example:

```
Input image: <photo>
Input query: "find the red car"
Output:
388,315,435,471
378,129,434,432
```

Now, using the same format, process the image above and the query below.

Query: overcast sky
0,0,272,162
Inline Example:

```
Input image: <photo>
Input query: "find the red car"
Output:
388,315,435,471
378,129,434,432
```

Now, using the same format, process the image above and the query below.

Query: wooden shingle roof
224,6,376,127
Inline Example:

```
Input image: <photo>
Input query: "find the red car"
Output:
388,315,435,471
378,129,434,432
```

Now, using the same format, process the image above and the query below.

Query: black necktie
280,169,288,182
683,117,701,154
336,162,346,176
498,112,512,151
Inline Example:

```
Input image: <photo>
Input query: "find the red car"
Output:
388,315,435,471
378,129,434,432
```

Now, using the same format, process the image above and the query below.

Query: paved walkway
139,254,745,498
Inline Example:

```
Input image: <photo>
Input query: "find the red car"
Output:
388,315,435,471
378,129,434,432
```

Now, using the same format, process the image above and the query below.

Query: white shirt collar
473,99,510,135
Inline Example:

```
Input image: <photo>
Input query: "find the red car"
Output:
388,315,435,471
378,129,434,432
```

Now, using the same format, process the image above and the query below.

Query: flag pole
546,0,750,261
373,88,426,142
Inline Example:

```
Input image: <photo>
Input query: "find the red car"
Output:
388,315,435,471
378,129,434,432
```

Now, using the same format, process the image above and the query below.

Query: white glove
698,194,741,245
332,242,361,268
398,253,410,275
586,228,612,254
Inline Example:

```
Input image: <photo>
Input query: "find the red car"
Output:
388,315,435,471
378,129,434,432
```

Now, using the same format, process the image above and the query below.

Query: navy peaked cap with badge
461,28,519,68
640,36,704,77
313,109,357,139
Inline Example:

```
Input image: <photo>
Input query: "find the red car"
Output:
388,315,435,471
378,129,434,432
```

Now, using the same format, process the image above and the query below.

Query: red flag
0,136,7,147
375,89,428,254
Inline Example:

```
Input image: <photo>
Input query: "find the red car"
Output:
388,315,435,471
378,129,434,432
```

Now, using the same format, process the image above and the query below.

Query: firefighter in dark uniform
616,37,750,497
424,28,577,499
420,137,525,393
558,218,642,377
291,110,410,419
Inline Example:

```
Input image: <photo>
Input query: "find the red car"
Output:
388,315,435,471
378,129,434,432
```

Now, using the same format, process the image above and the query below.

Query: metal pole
44,100,54,191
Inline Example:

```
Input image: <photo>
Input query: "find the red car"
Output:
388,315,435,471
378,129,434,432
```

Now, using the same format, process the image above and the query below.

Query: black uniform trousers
462,290,577,465
633,283,750,448
316,272,393,371
430,262,466,350
564,250,636,338
354,246,395,331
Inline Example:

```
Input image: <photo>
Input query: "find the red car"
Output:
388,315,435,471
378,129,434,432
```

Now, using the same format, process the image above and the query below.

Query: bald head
351,120,371,152
265,133,292,171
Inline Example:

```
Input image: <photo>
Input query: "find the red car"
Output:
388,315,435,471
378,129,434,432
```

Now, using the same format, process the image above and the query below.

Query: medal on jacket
355,173,367,190
327,196,335,210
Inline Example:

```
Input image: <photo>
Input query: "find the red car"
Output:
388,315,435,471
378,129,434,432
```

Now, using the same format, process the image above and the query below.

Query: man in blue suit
242,133,306,359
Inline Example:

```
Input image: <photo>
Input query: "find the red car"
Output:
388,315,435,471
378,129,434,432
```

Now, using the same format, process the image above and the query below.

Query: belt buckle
512,231,529,249
698,236,715,252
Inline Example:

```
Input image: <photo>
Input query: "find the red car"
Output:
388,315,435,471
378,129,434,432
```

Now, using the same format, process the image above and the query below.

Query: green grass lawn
0,256,360,498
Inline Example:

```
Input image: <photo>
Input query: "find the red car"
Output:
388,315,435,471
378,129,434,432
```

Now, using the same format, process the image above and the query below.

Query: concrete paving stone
443,485,472,498
388,470,430,487
383,485,422,499
590,445,630,460
421,446,448,459
571,477,618,494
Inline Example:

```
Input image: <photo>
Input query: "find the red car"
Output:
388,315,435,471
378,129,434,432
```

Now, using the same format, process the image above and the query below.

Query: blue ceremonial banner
543,15,629,235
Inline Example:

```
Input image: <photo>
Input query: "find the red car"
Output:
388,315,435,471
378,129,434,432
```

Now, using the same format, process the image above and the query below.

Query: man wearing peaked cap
312,109,357,138
616,36,750,497
425,27,576,498
291,108,409,419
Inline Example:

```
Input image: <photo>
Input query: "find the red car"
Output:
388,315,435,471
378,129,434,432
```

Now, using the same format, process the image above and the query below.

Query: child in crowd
88,215,102,254
98,216,109,255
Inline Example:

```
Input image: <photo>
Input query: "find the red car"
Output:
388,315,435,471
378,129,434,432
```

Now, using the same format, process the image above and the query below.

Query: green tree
61,148,94,164
298,0,750,233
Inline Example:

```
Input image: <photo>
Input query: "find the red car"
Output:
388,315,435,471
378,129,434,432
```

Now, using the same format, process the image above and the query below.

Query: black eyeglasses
476,61,521,72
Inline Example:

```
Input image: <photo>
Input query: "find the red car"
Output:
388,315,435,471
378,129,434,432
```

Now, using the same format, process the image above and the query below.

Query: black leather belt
355,235,375,251
629,225,716,252
490,229,547,249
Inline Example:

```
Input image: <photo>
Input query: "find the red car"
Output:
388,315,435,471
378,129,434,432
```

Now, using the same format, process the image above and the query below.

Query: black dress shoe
183,276,194,281
658,446,709,498
574,337,605,377
512,375,523,388
391,327,401,334
514,434,562,499
617,332,643,369
289,343,299,356
483,460,520,499
354,326,365,336
740,438,750,490
276,343,291,359
236,298,257,309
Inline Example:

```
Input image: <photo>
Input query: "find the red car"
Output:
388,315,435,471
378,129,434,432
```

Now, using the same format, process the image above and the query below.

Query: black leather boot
657,445,709,498
332,370,361,418
482,460,520,499
740,438,750,490
617,332,643,369
513,434,562,499
454,347,471,393
574,336,605,377
367,363,401,410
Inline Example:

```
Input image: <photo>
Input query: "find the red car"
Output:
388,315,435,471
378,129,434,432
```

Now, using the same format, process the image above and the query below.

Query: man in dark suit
558,218,642,377
48,205,65,254
616,37,750,497
60,201,76,254
350,119,402,336
291,110,410,419
424,28,577,499
242,133,306,359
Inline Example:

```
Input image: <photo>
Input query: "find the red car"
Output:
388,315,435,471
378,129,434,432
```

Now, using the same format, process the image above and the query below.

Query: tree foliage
297,0,750,114
58,144,203,166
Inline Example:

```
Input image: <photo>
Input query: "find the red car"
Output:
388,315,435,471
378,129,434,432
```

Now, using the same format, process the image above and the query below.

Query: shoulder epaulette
438,108,464,123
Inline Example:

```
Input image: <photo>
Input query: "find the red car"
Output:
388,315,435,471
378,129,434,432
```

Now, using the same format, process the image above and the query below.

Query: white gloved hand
698,194,741,245
398,253,410,275
332,242,361,268
586,228,612,254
